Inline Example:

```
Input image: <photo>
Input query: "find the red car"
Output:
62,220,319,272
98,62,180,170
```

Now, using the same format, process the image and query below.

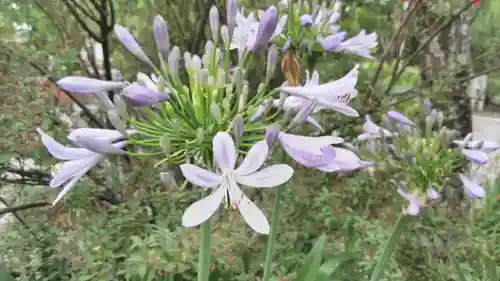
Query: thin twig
0,201,50,216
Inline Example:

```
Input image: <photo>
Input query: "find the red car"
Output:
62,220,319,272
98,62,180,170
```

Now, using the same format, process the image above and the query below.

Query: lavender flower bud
121,83,169,107
430,109,438,122
226,0,237,38
209,6,219,42
153,15,170,60
266,44,278,82
231,116,244,140
264,124,281,146
387,111,415,126
381,114,393,130
160,171,178,189
300,14,313,27
191,55,202,72
168,46,180,80
114,24,154,67
250,6,278,52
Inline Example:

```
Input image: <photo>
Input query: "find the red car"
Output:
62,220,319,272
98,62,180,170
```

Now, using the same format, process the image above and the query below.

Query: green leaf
483,255,498,281
369,215,408,281
295,235,326,281
0,266,15,281
0,152,14,164
449,252,469,281
316,253,355,281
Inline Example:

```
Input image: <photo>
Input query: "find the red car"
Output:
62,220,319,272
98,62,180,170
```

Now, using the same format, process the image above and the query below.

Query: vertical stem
369,215,408,281
262,186,282,281
198,215,212,281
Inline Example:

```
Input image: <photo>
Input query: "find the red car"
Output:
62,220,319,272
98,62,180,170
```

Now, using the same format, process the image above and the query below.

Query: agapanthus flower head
180,132,294,234
357,115,394,141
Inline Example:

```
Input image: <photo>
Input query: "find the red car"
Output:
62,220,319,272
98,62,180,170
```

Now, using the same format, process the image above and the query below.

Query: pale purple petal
300,14,313,27
423,99,432,114
68,128,124,144
427,186,441,200
182,187,226,227
338,30,377,59
52,163,97,205
114,24,154,67
180,164,222,188
37,128,94,160
121,83,169,107
236,164,294,188
73,136,126,155
462,149,488,165
318,32,347,52
387,111,415,126
397,189,420,216
235,141,269,175
50,157,100,188
264,124,281,146
306,116,324,131
234,189,270,234
213,132,237,169
57,76,126,94
459,174,485,198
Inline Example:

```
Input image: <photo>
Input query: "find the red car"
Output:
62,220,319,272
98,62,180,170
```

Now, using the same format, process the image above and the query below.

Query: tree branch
62,0,102,42
0,201,50,217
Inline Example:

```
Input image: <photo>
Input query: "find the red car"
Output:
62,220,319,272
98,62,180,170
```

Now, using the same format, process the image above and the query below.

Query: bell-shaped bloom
280,65,359,117
37,128,126,205
423,99,433,114
357,115,394,141
387,111,415,126
57,76,127,94
336,30,378,59
275,132,344,168
114,24,154,67
121,83,169,107
397,188,420,216
300,14,313,27
315,146,375,172
153,15,170,60
180,132,294,234
459,174,485,198
461,148,488,165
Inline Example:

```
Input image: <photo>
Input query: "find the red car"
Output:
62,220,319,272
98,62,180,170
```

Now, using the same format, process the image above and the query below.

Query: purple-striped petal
213,132,237,169
180,164,222,188
235,141,268,175
236,164,294,188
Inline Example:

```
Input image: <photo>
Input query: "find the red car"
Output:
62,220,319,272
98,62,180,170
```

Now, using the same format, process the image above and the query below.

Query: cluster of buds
356,99,496,215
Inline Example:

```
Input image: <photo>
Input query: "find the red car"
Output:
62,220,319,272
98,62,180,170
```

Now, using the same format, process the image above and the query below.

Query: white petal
181,186,226,227
213,132,237,169
37,128,94,160
279,132,343,155
180,164,222,188
52,158,99,205
50,157,100,187
68,128,124,144
236,191,270,234
236,164,294,188
235,141,269,175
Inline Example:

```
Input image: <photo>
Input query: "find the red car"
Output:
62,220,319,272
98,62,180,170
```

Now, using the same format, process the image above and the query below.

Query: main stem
198,219,212,281
262,186,282,281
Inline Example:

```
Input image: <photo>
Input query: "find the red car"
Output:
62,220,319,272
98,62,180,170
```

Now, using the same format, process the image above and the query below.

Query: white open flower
180,132,294,234
37,128,127,205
